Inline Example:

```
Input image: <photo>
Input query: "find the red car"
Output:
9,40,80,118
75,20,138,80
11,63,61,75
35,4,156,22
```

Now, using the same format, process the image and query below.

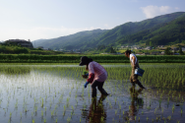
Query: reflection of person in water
82,95,107,123
128,86,144,121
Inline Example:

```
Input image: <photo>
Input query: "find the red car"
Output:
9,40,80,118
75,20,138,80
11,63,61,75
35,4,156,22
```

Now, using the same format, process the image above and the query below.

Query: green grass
0,54,184,63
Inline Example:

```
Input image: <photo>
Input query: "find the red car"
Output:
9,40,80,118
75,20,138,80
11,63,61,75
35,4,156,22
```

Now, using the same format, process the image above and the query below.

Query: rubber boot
131,82,136,87
92,88,97,98
136,80,146,89
99,88,109,96
99,94,108,102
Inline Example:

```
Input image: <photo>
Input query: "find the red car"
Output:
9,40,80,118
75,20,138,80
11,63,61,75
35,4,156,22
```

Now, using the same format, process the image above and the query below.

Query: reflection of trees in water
124,86,144,121
0,66,31,75
82,95,107,123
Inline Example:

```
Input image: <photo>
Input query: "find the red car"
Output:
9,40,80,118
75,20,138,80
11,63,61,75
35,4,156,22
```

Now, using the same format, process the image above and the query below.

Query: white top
129,53,137,64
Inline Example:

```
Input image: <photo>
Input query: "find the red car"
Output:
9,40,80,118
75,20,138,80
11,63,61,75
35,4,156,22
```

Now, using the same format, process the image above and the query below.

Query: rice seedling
79,117,82,122
41,110,44,117
41,98,44,107
115,109,118,115
146,117,149,121
32,119,35,123
25,107,28,112
0,63,184,123
51,110,54,117
167,115,171,120
67,117,71,122
9,112,12,119
181,109,183,115
138,116,140,122
44,118,47,123
172,104,175,113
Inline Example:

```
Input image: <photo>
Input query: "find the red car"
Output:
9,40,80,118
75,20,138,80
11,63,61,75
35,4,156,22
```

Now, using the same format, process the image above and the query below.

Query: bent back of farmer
79,56,109,98
88,61,107,83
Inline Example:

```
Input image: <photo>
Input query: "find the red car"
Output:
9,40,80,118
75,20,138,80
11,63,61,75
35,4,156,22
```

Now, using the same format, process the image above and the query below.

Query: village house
144,46,152,50
121,46,125,49
182,47,185,52
141,52,150,55
171,47,179,52
161,51,165,55
133,46,142,50
157,45,164,48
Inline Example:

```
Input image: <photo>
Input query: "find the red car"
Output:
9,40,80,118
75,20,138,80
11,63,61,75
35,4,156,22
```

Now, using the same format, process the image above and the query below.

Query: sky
0,0,185,41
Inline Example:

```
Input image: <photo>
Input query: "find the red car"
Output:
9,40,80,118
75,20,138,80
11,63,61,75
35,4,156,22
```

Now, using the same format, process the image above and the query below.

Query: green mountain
33,29,107,51
97,12,185,46
33,12,185,51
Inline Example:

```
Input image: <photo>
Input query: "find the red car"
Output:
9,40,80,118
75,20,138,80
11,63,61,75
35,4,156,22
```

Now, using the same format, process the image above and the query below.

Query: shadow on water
124,86,144,121
82,95,108,123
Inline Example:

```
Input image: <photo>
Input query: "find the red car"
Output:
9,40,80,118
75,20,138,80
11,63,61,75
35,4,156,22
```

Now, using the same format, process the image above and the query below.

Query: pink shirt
88,61,107,82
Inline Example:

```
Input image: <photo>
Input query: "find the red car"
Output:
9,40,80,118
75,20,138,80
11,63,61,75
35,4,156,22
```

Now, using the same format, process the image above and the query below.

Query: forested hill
33,29,107,51
33,12,185,51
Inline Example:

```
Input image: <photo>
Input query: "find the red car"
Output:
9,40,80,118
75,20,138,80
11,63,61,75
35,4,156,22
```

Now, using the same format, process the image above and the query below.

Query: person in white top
125,50,145,89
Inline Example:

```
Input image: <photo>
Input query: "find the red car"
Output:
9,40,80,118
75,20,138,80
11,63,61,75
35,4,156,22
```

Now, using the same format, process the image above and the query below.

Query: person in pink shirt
79,56,109,98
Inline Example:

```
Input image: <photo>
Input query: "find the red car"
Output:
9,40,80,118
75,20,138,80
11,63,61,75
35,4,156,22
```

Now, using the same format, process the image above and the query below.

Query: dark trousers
91,80,108,98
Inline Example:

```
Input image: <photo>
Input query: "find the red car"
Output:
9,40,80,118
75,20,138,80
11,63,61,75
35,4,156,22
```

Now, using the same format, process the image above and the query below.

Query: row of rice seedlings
0,63,184,122
106,63,185,122
0,65,81,122
140,64,185,90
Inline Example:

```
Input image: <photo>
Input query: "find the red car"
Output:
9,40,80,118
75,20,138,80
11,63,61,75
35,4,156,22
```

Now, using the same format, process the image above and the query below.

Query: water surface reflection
125,86,144,121
82,95,108,123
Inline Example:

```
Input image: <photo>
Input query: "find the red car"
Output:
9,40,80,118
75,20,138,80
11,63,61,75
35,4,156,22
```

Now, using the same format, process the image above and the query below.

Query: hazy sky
0,0,184,41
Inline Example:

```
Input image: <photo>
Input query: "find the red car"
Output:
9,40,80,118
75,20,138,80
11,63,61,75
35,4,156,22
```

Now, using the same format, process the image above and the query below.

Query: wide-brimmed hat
79,56,89,66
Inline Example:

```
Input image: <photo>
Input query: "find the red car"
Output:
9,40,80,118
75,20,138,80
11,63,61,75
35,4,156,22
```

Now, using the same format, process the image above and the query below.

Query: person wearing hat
125,50,146,89
79,56,109,98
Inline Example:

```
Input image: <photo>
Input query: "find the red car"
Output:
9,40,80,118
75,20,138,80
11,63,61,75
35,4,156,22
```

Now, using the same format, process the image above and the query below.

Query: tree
97,45,106,51
110,46,116,53
179,46,184,55
165,47,172,55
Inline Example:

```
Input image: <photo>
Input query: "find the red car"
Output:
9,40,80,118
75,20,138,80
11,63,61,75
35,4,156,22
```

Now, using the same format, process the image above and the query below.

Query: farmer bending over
79,56,109,98
125,50,146,89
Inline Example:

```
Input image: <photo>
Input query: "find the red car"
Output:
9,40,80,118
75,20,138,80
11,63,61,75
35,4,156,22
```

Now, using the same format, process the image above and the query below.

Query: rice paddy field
0,63,184,123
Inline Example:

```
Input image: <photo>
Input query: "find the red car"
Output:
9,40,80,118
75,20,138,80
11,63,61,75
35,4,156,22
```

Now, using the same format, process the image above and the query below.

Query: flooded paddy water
0,63,184,123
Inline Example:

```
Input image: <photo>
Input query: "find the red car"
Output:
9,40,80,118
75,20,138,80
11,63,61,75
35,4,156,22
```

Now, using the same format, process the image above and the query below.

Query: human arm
87,73,95,83
84,73,95,88
83,72,95,88
132,56,136,69
84,62,95,88
86,62,95,83
84,81,89,88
